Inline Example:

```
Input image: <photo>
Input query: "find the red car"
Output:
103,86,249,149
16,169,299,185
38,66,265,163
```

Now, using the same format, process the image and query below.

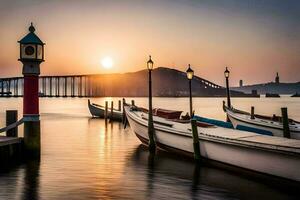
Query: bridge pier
71,77,75,97
85,76,88,97
90,77,95,97
8,80,11,96
64,77,67,97
55,77,58,97
57,77,60,97
84,76,88,97
50,77,53,97
78,76,82,97
14,79,17,96
17,78,20,97
44,77,46,96
41,77,44,97
89,77,92,97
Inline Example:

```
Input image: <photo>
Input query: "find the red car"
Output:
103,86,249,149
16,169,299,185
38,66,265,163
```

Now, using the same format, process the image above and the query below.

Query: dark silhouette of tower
239,80,243,87
275,72,280,84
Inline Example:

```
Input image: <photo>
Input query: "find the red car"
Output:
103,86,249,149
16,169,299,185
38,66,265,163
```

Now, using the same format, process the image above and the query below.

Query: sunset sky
0,0,299,86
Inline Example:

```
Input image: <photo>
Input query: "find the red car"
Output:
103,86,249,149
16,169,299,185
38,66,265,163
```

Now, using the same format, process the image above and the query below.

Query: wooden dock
0,136,23,160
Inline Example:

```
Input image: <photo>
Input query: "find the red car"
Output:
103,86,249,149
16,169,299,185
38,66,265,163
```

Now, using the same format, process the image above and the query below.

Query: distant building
275,72,280,84
239,80,243,87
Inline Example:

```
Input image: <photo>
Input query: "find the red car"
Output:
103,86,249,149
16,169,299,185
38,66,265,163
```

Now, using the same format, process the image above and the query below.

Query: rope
0,118,24,133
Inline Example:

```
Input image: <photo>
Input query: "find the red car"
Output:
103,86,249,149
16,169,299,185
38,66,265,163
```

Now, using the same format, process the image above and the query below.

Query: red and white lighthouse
18,23,44,157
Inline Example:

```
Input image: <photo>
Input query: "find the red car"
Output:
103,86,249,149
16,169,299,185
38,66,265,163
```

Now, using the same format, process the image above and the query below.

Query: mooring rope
0,118,24,133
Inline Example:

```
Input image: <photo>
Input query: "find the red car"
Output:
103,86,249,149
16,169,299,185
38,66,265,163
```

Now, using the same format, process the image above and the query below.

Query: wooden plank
0,136,23,147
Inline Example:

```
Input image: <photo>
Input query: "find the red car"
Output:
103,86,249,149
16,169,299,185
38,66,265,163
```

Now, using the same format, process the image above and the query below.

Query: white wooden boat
88,99,122,121
223,104,300,139
124,104,300,182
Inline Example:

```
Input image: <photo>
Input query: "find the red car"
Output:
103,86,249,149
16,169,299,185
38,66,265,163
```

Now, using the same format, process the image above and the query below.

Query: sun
101,57,114,69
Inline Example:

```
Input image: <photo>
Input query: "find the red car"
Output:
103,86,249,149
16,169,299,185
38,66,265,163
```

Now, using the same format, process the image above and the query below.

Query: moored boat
223,103,300,139
88,99,122,121
124,104,300,182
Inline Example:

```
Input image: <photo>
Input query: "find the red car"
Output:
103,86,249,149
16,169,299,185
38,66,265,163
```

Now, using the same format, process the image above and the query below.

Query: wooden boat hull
125,105,300,182
225,107,300,139
88,100,122,121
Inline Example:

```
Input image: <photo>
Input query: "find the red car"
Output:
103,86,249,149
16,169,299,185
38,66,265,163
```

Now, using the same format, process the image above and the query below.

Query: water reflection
130,145,299,200
192,163,200,191
0,98,299,199
0,160,40,200
146,153,155,199
129,145,234,199
22,160,40,200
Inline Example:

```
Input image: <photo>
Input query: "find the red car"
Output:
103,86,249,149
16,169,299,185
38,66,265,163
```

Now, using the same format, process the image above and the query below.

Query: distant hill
232,82,300,95
88,67,250,97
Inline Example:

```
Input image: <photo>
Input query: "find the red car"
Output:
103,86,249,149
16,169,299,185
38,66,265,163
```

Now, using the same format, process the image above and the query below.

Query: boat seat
196,121,215,128
132,106,183,120
153,108,182,119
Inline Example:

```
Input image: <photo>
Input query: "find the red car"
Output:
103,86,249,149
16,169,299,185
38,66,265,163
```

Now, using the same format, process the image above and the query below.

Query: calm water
0,97,299,200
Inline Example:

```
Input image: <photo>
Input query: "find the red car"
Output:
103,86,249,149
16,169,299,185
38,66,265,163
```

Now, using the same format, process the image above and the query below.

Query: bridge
0,70,223,98
0,75,101,97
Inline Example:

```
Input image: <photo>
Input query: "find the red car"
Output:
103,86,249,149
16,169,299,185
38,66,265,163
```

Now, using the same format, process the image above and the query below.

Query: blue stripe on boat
236,125,273,136
194,116,234,129
194,115,273,136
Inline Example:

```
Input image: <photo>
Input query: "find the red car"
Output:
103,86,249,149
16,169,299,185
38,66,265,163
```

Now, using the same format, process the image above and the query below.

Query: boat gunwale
226,108,300,132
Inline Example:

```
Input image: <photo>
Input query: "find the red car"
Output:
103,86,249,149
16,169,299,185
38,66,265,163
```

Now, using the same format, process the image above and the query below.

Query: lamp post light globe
224,67,230,78
19,23,45,64
186,64,194,80
147,55,154,71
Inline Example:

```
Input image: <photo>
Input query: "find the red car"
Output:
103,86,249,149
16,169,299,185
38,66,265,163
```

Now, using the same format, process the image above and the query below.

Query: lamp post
18,23,45,158
224,67,231,108
186,64,194,118
147,55,156,153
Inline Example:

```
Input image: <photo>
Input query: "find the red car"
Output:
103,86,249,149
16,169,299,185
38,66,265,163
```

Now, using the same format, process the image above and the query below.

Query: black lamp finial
29,22,35,33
